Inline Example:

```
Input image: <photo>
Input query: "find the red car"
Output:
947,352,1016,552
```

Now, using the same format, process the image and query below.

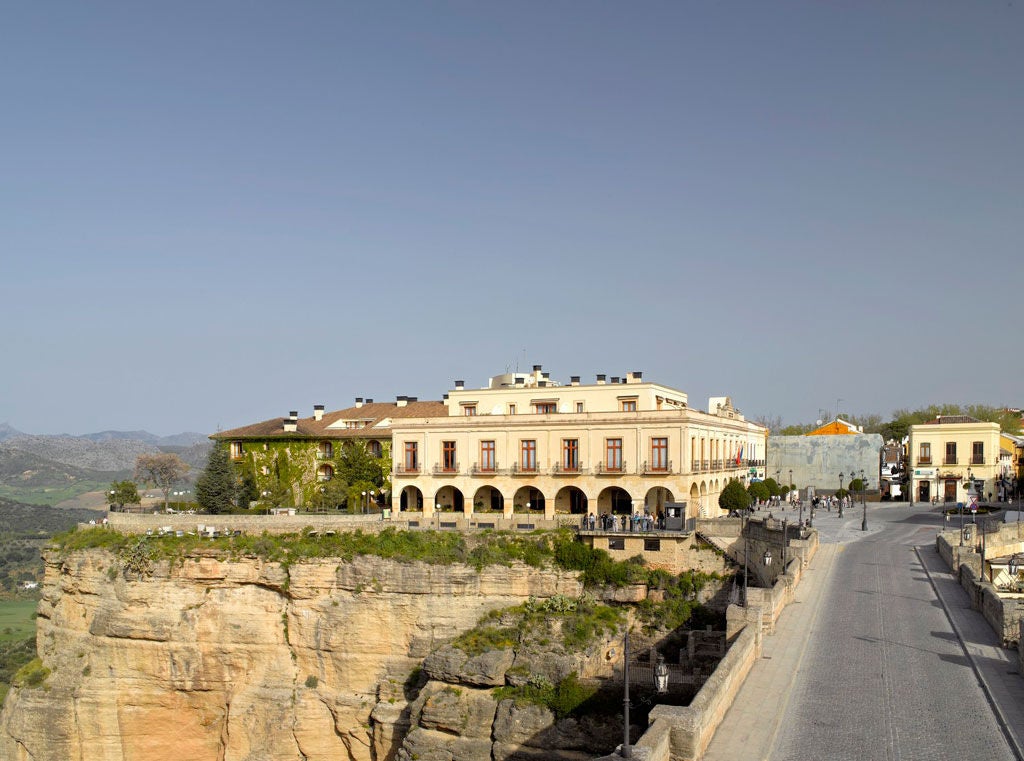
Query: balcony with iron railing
944,457,958,466
394,464,420,476
595,461,626,475
917,458,932,466
470,462,502,475
641,460,672,475
971,457,985,465
432,463,460,475
510,462,541,475
552,462,586,475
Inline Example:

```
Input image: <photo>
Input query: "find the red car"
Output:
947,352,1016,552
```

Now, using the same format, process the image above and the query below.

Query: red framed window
442,441,457,472
562,439,579,471
606,438,623,471
404,442,418,471
651,438,668,470
521,440,537,471
480,440,495,471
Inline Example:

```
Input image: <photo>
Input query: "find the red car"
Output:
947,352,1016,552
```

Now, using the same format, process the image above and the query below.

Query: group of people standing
583,511,662,532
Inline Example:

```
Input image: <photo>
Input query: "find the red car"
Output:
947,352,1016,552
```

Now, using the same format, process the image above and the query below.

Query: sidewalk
917,545,1024,761
702,542,840,761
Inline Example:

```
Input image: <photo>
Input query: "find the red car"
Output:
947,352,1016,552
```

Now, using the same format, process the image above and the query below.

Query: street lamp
789,469,793,503
861,468,868,531
654,655,669,694
619,632,675,759
838,472,845,517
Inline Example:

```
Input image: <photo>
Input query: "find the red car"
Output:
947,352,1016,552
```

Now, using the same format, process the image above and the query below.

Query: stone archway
434,485,465,513
644,487,674,516
400,486,423,512
598,486,633,515
472,485,504,513
513,486,545,513
554,486,588,514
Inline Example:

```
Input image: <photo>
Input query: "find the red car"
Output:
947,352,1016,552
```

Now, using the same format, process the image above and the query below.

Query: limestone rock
0,547,583,761
423,645,515,686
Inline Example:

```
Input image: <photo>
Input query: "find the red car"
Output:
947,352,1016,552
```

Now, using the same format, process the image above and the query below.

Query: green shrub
304,675,319,688
12,657,49,688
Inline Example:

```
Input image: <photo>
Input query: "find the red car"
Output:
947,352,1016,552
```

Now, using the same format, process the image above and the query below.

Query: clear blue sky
2,2,1021,436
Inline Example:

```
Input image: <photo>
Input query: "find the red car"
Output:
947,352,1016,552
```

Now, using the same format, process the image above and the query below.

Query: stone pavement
702,503,1023,761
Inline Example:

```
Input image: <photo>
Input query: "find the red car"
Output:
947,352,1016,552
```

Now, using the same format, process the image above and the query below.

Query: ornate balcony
552,463,586,475
595,461,626,475
642,460,672,475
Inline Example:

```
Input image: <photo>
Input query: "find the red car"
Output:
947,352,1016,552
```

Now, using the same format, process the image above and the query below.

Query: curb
915,545,1024,761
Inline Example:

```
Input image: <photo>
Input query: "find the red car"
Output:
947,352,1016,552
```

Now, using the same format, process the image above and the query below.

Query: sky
2,2,1022,436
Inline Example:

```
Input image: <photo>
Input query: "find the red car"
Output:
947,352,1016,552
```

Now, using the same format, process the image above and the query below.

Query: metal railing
432,463,460,475
641,460,671,474
595,461,626,474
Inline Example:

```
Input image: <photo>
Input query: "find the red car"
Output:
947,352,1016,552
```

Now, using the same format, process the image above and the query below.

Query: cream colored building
908,416,1001,504
389,366,767,521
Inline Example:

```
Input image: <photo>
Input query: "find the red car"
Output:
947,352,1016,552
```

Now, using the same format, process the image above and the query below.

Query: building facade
907,416,1001,504
389,367,767,521
212,398,445,507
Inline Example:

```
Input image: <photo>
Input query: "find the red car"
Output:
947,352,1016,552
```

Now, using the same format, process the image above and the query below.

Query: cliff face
0,549,583,761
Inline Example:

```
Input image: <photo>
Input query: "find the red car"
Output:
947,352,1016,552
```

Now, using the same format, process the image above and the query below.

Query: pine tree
195,444,236,514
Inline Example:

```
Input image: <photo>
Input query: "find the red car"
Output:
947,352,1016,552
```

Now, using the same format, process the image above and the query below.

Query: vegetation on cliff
52,526,692,584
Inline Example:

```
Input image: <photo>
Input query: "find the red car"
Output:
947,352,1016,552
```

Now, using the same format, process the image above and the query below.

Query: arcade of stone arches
396,480,727,519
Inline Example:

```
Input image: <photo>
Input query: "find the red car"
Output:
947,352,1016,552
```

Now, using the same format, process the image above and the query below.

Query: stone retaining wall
103,511,580,536
640,615,763,761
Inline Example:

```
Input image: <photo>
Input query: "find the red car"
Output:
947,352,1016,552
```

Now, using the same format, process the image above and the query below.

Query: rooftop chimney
455,380,465,391
610,377,620,385
355,397,364,408
313,404,324,421
628,370,643,383
289,411,299,421
396,395,408,408
596,374,606,385
538,381,547,388
570,376,580,386
366,398,374,404
283,412,298,433
533,364,542,372
407,396,418,403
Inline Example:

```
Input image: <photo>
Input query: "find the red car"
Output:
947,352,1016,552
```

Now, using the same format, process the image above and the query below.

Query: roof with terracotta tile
211,400,448,441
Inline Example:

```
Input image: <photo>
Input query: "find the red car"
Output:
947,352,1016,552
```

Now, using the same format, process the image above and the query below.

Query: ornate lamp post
838,472,845,517
654,655,669,694
861,468,868,531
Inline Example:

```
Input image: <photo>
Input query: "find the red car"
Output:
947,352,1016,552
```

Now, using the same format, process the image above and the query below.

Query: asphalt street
703,501,1021,761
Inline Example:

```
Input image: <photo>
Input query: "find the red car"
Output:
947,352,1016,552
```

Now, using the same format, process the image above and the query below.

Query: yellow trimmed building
907,415,1001,504
389,366,767,522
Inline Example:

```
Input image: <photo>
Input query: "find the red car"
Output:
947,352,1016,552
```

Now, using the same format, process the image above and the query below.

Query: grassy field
0,482,111,507
0,601,38,642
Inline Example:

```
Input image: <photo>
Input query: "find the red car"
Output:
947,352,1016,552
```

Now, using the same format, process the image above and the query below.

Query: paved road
703,502,1022,761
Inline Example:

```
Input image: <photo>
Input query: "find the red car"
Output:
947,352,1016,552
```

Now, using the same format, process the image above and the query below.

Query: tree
195,444,236,515
719,480,751,514
237,465,259,509
108,480,140,512
778,424,814,436
848,478,865,493
747,481,770,503
762,478,781,497
135,453,189,512
336,442,386,490
311,478,348,512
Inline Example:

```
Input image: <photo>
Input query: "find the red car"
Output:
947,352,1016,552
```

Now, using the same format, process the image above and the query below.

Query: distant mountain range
0,423,211,505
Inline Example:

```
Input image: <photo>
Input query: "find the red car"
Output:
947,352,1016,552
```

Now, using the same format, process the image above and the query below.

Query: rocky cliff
0,547,585,761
